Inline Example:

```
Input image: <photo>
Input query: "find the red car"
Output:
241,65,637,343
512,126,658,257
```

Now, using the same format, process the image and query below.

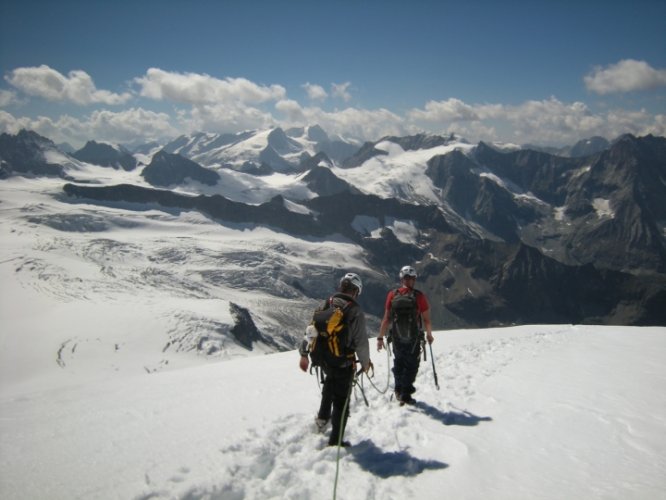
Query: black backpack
390,288,421,343
308,295,355,369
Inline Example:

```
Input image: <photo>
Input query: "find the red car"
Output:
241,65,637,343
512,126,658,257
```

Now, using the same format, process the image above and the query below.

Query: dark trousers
392,340,421,397
318,364,354,443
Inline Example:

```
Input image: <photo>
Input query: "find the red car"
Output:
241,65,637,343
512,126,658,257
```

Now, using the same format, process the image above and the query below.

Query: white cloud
326,106,403,139
135,68,286,105
0,110,32,134
302,83,327,101
409,98,483,122
331,82,352,102
3,65,665,148
0,89,20,107
604,108,666,137
584,59,666,94
275,99,307,123
502,98,606,144
275,99,403,141
182,102,276,134
406,96,666,145
85,108,178,141
5,65,132,105
0,108,177,147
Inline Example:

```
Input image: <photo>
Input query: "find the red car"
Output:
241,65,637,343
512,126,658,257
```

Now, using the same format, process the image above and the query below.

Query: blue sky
1,0,665,148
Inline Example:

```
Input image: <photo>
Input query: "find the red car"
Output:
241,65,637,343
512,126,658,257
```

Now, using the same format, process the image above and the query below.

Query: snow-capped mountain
1,127,665,365
162,124,360,174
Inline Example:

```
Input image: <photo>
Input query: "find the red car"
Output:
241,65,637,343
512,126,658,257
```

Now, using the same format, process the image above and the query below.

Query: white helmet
340,272,363,295
399,265,417,279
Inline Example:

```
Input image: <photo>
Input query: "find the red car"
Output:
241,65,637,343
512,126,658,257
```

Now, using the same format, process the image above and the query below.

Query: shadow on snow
350,440,448,478
412,401,493,426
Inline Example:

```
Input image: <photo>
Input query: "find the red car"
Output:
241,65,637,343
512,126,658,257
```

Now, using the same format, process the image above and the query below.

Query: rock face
0,129,67,178
560,135,666,272
302,162,361,197
426,150,538,242
229,302,264,349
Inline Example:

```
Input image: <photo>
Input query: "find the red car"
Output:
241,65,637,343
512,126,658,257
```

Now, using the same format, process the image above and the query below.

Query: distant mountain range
2,126,665,339
160,125,360,174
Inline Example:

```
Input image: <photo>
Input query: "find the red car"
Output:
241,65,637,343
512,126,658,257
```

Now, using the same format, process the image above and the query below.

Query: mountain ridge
2,127,665,355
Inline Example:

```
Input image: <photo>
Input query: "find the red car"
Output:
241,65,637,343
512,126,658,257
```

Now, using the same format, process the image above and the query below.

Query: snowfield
1,324,665,499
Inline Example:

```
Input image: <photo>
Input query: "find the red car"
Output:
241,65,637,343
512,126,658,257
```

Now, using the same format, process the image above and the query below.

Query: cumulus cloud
130,68,293,136
85,108,178,141
406,96,665,145
302,83,327,101
502,98,607,144
325,106,404,139
0,110,32,134
408,98,501,122
332,82,352,102
584,59,666,94
135,68,286,105
275,99,403,141
0,108,177,147
4,65,665,148
5,65,132,105
181,102,276,134
275,99,308,123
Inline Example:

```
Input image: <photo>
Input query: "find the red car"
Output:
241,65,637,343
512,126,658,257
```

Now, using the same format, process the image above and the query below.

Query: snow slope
0,175,371,387
333,140,476,205
1,325,664,499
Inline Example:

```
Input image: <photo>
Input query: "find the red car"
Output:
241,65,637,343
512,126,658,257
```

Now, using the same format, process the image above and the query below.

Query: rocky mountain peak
0,129,66,178
302,164,360,197
72,141,137,171
266,127,301,155
383,132,453,151
569,136,610,157
307,124,329,143
9,129,55,150
142,150,220,187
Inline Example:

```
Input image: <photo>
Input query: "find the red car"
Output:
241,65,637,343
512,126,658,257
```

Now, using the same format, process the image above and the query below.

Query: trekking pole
429,342,440,390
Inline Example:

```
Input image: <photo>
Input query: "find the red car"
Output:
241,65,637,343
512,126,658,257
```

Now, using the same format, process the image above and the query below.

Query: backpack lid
330,293,356,308
389,286,421,305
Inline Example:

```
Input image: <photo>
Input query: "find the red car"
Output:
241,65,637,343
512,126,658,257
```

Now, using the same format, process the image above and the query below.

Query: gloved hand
377,337,385,351
299,355,309,372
